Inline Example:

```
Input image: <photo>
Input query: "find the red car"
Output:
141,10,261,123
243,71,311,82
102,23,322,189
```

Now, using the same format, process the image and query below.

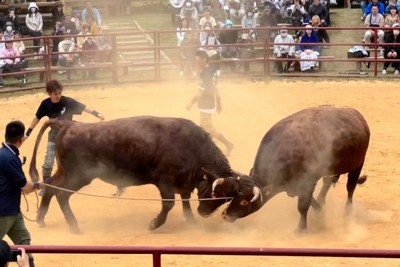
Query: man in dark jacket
308,0,330,26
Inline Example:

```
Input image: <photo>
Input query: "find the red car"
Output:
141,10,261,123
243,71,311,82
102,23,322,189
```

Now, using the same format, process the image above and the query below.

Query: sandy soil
0,78,399,267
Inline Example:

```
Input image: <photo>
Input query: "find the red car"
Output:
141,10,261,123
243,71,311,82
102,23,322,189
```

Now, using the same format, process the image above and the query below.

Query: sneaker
315,62,319,68
57,70,66,75
382,69,387,75
0,84,3,89
361,15,365,21
395,70,399,75
216,69,221,76
18,78,27,86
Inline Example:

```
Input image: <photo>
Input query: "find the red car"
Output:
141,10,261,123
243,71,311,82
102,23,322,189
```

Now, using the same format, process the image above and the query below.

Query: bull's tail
29,119,66,182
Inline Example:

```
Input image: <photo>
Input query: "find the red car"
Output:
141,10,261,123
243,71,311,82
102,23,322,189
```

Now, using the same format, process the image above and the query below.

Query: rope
21,191,39,222
43,183,233,202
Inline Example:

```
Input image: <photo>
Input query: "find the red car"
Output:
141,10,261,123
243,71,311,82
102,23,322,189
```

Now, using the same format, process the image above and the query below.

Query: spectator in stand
298,24,320,71
192,0,205,14
25,2,43,53
0,40,27,86
96,25,112,62
360,0,370,21
259,5,278,41
51,21,65,67
273,28,296,72
13,31,25,55
13,31,27,70
364,5,385,45
52,1,65,23
242,8,257,29
71,10,81,33
169,0,185,27
200,27,222,73
4,5,19,32
177,18,192,75
180,0,199,29
384,6,399,27
236,31,255,72
81,36,100,79
77,23,91,51
219,19,238,71
85,13,99,36
385,0,400,13
3,21,15,41
199,21,216,45
210,0,228,28
199,8,217,44
228,0,246,25
310,15,330,45
58,37,76,81
362,0,385,20
81,1,102,29
179,30,198,76
382,23,400,74
308,0,330,26
287,0,306,27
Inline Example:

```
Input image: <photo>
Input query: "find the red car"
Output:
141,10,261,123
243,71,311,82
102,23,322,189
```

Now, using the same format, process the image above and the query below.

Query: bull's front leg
55,192,81,234
37,188,56,228
296,180,317,233
150,188,175,230
180,192,195,224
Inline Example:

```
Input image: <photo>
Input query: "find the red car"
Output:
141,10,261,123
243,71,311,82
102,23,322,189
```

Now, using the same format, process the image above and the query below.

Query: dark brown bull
199,106,370,232
29,116,236,233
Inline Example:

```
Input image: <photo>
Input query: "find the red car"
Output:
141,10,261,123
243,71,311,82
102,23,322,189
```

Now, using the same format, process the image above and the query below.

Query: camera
9,249,22,262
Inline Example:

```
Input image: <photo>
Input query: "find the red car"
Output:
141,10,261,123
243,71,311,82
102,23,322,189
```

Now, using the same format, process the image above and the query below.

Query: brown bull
29,116,236,233
199,106,370,232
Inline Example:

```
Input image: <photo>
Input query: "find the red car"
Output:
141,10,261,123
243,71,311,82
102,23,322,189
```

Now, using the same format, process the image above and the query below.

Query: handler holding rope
0,120,45,267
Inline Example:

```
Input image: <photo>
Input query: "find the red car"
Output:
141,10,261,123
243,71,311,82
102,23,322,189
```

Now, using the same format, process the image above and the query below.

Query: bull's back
253,106,370,186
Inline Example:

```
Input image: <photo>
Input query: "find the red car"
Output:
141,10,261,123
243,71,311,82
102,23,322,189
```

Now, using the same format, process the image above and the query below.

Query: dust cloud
0,79,399,266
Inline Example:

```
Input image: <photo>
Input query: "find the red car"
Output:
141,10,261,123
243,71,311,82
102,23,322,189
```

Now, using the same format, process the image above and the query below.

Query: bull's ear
262,185,273,197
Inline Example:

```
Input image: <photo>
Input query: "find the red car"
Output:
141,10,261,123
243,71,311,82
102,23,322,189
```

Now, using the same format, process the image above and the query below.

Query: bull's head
196,168,240,217
221,175,272,222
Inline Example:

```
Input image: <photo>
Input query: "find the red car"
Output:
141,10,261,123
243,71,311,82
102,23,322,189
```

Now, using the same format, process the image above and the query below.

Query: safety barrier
10,245,400,267
0,26,394,93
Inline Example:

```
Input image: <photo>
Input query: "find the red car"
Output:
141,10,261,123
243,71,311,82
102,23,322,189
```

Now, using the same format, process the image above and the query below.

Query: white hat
28,2,39,10
305,24,312,28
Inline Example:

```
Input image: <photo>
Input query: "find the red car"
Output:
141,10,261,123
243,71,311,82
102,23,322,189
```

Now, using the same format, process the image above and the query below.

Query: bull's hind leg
346,165,363,214
37,187,56,228
316,175,339,206
55,191,81,234
180,192,195,224
150,187,175,230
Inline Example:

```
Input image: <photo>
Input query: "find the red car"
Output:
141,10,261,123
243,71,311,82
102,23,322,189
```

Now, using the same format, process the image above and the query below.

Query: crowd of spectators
171,0,335,75
0,0,112,88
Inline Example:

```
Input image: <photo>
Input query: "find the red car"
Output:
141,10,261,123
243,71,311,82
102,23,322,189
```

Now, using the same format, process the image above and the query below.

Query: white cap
305,24,312,29
28,2,39,10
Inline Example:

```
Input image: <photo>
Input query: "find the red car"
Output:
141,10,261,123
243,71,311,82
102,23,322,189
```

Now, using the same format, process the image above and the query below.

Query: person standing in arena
0,120,46,267
25,80,105,192
187,50,234,156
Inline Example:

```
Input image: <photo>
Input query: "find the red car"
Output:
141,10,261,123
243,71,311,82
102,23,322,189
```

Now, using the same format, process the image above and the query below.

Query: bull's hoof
69,225,82,235
357,175,367,185
186,216,196,224
295,227,308,234
149,218,163,230
37,220,46,228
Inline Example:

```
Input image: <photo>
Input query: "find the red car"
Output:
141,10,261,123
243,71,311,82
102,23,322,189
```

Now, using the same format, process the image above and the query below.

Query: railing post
264,28,270,75
43,36,51,83
111,34,118,83
373,28,378,77
153,252,161,267
155,31,161,81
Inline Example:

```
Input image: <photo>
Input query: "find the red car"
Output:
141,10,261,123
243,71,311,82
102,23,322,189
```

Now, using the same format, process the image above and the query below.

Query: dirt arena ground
1,78,399,266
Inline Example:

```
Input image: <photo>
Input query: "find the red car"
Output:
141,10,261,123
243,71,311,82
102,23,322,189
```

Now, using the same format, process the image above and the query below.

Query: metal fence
0,26,394,93
10,245,400,267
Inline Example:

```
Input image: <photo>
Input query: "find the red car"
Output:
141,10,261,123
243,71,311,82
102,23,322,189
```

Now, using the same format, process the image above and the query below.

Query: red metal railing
0,26,394,93
10,245,400,267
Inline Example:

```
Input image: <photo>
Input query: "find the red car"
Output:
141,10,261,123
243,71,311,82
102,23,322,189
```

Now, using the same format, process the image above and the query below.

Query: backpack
347,46,370,58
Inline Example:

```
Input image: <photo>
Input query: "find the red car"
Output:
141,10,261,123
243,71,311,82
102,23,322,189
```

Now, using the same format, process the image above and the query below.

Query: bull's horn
250,186,263,203
212,178,225,192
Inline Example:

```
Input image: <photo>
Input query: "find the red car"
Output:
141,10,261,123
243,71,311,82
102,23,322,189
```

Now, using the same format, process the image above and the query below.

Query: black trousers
275,53,295,72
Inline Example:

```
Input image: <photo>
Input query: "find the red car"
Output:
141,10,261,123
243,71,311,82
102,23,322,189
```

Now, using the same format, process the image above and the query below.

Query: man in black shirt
0,121,45,267
25,80,105,187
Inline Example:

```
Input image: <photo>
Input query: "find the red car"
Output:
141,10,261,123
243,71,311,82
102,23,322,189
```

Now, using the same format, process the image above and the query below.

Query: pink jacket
1,46,21,64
